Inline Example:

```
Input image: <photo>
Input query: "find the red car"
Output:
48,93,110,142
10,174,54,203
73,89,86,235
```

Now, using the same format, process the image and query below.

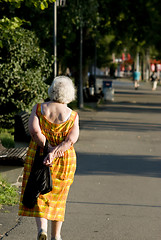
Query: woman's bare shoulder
41,102,72,123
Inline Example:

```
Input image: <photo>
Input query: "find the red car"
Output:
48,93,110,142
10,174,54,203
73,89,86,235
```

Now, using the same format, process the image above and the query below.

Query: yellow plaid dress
18,103,77,221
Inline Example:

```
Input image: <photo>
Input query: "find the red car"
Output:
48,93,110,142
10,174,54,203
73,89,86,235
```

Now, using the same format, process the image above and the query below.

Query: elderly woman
19,76,79,240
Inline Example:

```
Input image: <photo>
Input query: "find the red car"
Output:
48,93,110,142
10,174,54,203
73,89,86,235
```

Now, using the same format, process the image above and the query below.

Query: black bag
22,141,53,208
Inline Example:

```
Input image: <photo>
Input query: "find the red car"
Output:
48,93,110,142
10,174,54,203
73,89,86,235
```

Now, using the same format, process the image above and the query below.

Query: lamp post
53,2,57,78
77,2,84,109
78,21,84,109
94,39,97,93
53,0,66,78
136,52,139,72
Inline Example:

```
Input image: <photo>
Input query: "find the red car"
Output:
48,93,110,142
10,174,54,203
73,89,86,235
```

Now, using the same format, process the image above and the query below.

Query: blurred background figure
150,71,158,91
133,69,141,90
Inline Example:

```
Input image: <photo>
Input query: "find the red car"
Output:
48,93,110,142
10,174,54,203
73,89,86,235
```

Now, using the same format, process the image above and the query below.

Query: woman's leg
152,80,157,90
35,217,48,238
134,80,138,89
51,221,62,239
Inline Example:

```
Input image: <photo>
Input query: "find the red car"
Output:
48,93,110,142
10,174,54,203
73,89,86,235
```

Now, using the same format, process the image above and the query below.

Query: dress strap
36,103,41,117
71,111,78,122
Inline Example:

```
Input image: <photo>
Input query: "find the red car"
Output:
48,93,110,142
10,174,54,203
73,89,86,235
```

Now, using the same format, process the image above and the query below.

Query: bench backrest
14,111,31,143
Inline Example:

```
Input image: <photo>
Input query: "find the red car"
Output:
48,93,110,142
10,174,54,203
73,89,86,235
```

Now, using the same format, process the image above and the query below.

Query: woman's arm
28,104,46,148
58,114,79,152
29,105,79,165
44,114,79,166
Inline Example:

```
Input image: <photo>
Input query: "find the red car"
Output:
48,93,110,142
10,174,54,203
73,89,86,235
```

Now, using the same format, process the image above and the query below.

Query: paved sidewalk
0,79,161,240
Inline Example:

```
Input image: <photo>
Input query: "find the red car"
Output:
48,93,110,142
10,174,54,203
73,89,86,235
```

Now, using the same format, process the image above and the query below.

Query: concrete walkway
0,79,161,240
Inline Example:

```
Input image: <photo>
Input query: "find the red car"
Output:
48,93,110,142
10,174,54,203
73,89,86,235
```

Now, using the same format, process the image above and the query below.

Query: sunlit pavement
0,78,161,240
67,78,161,240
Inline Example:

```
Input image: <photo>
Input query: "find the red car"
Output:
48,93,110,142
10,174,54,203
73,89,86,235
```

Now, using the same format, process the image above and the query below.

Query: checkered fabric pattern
18,103,77,221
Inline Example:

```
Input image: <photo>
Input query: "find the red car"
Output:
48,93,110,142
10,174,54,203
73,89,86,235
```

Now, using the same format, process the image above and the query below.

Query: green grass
69,100,99,110
68,100,78,109
0,128,15,148
0,175,19,209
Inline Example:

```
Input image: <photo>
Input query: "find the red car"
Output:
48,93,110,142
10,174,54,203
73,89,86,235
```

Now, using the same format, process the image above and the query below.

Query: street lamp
77,2,84,109
78,21,84,109
57,0,66,6
53,0,66,78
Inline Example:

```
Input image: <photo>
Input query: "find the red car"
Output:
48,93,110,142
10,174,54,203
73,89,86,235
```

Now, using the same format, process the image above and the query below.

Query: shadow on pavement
76,152,161,178
115,90,161,96
80,119,161,132
98,103,161,114
67,200,161,208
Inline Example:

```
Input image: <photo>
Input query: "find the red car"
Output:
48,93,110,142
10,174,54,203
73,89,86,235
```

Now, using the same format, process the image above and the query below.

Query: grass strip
0,175,19,209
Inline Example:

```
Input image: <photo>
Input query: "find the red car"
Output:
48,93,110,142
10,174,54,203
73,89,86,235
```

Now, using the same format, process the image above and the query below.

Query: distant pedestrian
19,76,79,240
150,71,158,90
133,69,141,90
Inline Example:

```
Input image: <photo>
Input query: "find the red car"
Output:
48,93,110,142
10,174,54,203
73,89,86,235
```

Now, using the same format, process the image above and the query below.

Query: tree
1,0,161,121
56,0,101,85
0,0,55,38
0,27,53,128
97,0,161,81
0,0,55,128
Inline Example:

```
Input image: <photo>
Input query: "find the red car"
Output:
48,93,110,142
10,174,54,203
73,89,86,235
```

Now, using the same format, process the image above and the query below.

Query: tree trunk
136,52,140,72
145,49,150,82
83,64,89,86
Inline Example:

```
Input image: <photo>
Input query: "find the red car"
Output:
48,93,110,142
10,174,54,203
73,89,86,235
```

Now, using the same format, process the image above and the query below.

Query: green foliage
56,0,102,81
1,0,161,100
27,0,55,10
99,0,161,54
0,0,23,8
0,0,55,47
0,17,26,33
0,0,55,10
0,175,19,208
0,27,53,128
0,129,15,148
68,100,77,110
97,35,114,68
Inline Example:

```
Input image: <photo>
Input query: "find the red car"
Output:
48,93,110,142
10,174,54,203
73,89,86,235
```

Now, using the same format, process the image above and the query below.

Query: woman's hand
29,104,46,148
43,145,64,166
43,152,54,166
43,114,79,166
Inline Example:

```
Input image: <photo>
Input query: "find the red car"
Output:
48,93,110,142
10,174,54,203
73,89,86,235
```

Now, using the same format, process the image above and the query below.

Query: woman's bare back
41,101,72,124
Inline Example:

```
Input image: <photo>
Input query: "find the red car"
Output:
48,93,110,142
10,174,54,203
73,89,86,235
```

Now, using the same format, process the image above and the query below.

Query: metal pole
78,24,84,108
145,49,150,82
136,52,139,72
53,2,57,78
94,39,97,93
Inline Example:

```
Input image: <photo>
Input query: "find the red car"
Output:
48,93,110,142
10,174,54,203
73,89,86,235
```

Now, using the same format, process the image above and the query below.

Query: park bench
83,87,103,103
14,111,31,143
0,111,31,166
0,144,28,166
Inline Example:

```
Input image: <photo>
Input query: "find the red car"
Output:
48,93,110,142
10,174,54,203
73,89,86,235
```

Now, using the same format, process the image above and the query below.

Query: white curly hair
48,76,76,104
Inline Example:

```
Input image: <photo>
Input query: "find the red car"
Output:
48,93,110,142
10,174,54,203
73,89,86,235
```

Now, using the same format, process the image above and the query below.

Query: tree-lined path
66,79,161,240
0,79,161,240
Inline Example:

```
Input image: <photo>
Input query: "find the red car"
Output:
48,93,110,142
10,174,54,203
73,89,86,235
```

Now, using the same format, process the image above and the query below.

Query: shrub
0,175,19,208
0,128,15,148
0,27,53,128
